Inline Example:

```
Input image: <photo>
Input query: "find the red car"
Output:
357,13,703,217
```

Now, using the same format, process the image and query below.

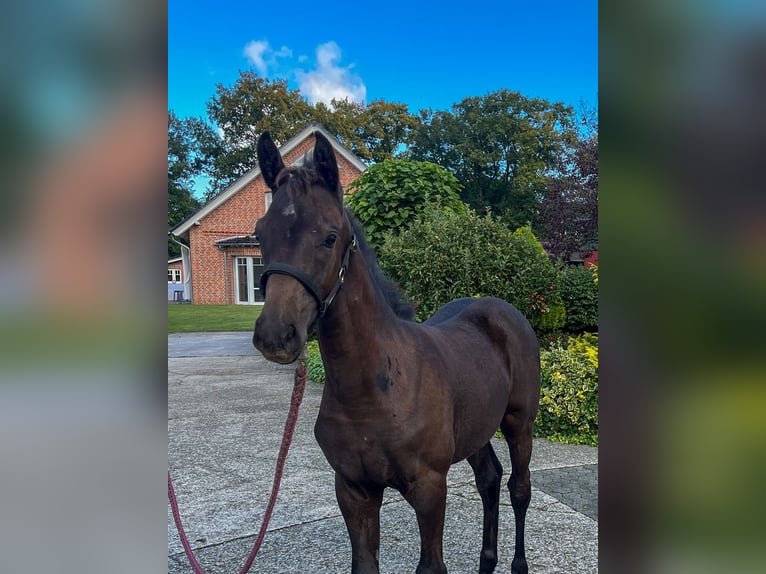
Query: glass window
234,256,266,304
252,257,265,301
237,258,249,302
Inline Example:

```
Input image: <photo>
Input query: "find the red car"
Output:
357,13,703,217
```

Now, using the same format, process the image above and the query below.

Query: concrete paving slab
532,464,598,520
169,331,258,357
168,332,597,573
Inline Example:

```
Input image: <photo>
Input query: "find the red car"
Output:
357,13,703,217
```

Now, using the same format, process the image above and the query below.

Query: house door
234,256,265,304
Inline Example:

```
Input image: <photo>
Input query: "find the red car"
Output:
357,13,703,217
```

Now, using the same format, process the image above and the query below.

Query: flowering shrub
536,333,598,445
527,288,566,332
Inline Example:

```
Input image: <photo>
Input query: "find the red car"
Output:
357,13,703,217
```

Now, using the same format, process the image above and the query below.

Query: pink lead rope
168,362,308,574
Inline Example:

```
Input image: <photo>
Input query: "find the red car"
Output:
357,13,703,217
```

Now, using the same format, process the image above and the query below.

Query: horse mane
275,165,313,197
282,152,415,321
346,210,416,321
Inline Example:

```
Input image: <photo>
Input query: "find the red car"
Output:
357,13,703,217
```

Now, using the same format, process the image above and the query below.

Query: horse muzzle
252,274,315,364
252,317,305,364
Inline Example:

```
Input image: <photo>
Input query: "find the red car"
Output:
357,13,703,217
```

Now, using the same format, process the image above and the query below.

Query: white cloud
243,40,269,76
296,41,366,107
243,40,293,78
242,39,366,107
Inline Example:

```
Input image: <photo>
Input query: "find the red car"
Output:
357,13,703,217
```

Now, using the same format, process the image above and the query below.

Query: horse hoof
511,557,528,574
479,549,497,573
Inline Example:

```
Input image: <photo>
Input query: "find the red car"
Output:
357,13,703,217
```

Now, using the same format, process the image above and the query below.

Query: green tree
407,90,573,229
205,72,313,194
202,72,421,197
308,99,418,163
312,98,367,158
538,103,598,261
346,159,465,251
168,111,203,257
358,100,420,162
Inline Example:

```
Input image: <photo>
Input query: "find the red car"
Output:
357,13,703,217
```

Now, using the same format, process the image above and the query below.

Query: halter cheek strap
260,234,357,318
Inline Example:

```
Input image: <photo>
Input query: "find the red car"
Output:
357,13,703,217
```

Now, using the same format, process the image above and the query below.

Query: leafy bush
536,333,598,445
379,208,565,331
306,339,325,384
346,159,465,251
557,264,598,333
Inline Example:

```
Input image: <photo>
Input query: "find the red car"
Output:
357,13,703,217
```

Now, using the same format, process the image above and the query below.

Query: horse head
251,130,354,363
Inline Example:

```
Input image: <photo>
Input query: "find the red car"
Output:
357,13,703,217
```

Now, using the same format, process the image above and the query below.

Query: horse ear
257,131,285,192
313,131,342,202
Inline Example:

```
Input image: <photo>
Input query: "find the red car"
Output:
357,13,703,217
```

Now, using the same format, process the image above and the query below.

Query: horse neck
316,246,398,381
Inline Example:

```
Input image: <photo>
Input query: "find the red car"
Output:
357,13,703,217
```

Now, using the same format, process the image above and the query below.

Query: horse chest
314,412,410,485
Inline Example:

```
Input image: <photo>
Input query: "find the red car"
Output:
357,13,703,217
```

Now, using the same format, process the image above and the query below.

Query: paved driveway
168,332,597,573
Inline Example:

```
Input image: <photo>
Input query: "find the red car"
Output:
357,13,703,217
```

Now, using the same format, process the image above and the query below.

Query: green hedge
557,264,598,333
535,333,598,445
379,208,565,331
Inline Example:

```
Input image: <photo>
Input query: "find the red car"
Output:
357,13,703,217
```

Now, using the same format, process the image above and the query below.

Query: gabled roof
171,122,367,238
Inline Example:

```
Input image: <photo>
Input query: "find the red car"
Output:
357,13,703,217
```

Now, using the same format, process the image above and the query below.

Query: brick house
170,123,367,305
167,257,185,302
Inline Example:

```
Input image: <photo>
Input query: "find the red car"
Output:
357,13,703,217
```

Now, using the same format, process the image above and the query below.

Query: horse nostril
287,324,296,340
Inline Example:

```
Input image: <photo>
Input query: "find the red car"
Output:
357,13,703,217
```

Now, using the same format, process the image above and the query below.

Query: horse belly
446,355,510,462
451,399,506,462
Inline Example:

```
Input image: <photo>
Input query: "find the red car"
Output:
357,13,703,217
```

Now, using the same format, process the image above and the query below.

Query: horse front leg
404,470,448,574
335,473,384,574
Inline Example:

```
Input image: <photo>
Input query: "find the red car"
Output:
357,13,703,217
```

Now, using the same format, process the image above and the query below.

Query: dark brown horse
252,130,540,574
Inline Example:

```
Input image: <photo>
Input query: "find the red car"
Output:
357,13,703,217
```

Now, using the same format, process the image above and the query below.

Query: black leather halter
260,234,357,318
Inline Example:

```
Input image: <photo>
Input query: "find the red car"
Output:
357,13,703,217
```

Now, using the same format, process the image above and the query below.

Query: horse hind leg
467,442,503,574
500,412,534,574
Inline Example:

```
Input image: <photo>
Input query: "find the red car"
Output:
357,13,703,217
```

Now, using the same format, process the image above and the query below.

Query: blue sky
169,0,597,121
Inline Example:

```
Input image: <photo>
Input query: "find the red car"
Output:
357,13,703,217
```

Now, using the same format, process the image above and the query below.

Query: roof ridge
170,122,366,239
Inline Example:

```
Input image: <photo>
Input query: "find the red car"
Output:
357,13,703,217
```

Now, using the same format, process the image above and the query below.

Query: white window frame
168,268,181,283
234,256,265,305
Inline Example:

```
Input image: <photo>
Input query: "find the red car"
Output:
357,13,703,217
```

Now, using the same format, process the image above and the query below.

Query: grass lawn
168,304,263,333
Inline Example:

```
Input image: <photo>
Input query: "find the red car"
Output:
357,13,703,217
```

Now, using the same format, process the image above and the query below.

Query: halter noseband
260,234,357,318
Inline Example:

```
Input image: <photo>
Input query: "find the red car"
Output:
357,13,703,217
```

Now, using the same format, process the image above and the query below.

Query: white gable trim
171,123,367,238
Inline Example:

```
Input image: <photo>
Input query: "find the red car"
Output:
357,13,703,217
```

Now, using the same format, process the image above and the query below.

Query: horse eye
324,233,337,248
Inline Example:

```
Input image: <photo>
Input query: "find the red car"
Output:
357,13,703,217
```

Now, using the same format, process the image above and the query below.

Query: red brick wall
189,134,363,304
